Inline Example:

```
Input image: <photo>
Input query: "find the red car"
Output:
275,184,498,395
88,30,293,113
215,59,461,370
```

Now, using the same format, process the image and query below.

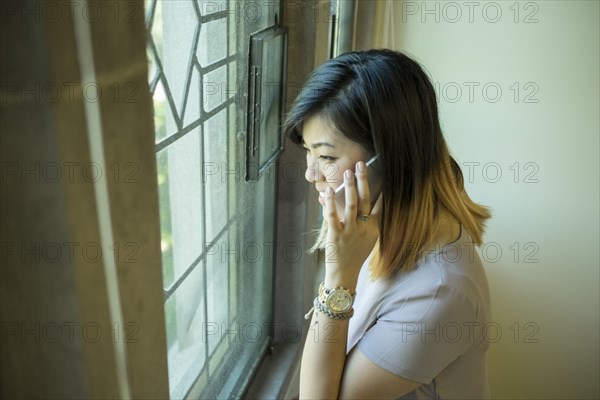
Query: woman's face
301,116,370,207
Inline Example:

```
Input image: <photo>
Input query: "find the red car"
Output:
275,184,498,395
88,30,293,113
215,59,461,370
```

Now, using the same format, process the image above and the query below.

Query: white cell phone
334,155,382,211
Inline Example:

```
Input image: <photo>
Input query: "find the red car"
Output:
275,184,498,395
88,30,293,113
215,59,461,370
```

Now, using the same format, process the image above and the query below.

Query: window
145,1,281,397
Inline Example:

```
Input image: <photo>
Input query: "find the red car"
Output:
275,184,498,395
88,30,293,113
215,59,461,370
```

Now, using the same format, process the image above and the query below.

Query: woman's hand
323,161,382,290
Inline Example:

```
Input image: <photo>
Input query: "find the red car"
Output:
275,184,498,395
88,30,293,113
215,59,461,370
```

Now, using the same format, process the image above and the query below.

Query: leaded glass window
145,1,280,397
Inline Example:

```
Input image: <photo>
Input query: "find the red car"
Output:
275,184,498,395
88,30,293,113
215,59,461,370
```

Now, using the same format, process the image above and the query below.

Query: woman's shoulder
383,226,491,313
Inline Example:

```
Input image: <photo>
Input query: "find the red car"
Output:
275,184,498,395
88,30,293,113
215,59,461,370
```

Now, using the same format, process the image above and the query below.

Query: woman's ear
371,192,384,216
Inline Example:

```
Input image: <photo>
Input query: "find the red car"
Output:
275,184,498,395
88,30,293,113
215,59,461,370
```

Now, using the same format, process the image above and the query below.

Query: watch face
326,290,353,313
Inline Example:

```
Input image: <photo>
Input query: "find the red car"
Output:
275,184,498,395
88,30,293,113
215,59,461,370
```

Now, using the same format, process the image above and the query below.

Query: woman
284,49,492,399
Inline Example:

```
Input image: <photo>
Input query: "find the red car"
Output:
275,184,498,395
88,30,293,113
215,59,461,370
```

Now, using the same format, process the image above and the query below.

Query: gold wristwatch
318,282,355,313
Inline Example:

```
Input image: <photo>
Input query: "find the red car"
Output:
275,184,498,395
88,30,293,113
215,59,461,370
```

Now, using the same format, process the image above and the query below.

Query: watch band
313,297,354,320
318,281,356,298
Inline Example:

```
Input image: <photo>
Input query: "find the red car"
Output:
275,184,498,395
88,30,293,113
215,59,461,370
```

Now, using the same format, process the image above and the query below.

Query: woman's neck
429,213,461,252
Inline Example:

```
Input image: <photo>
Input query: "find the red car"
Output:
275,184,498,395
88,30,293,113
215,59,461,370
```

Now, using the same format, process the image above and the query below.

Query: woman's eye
320,155,337,162
302,147,337,162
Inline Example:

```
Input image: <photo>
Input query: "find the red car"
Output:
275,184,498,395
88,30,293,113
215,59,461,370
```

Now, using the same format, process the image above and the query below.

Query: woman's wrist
324,270,359,293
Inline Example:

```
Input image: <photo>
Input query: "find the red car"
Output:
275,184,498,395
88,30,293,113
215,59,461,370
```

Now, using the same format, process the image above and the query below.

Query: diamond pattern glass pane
158,128,204,290
204,108,228,241
152,79,176,142
183,67,202,127
165,263,206,399
203,65,228,113
197,18,228,67
156,1,197,120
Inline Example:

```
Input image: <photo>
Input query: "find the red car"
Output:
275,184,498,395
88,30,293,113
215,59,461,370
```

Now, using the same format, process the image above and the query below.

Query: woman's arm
300,299,423,399
339,348,421,399
300,163,409,399
299,308,350,399
300,294,422,399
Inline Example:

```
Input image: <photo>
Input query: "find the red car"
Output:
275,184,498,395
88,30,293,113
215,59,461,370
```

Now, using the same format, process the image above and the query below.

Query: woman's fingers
343,169,358,226
328,161,374,233
355,161,371,217
324,186,342,232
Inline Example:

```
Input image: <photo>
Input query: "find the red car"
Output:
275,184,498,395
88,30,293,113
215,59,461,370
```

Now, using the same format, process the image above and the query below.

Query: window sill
243,341,303,400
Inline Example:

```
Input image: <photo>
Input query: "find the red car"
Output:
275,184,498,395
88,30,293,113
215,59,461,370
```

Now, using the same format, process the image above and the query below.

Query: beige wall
368,1,599,399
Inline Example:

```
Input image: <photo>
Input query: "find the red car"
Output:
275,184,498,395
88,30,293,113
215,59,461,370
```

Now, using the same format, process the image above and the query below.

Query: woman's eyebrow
301,139,336,149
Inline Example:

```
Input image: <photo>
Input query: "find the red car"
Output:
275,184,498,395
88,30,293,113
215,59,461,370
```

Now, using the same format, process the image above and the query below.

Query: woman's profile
284,49,492,399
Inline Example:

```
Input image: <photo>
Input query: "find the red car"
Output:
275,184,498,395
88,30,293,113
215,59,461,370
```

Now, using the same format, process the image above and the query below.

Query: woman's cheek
322,163,340,184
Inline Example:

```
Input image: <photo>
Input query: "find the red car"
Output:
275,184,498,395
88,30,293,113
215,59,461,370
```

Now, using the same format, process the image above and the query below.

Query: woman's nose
305,159,321,183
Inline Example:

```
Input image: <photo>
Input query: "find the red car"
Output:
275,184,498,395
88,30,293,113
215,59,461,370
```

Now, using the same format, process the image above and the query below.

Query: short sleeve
357,284,478,384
